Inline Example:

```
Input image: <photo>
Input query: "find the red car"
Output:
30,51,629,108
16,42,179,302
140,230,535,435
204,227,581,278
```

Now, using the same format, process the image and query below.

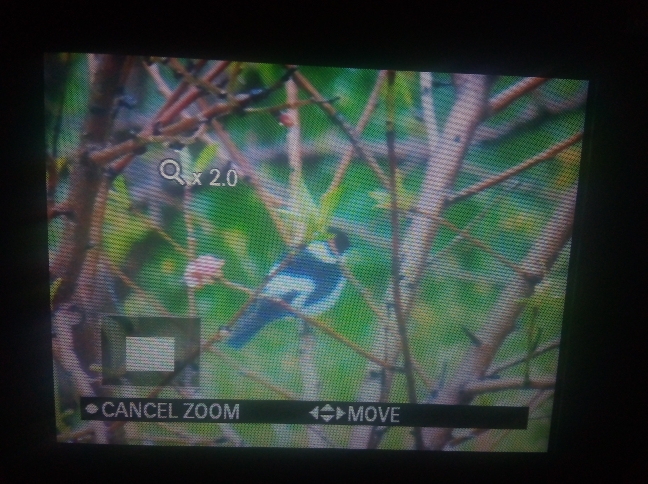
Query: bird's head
327,228,350,255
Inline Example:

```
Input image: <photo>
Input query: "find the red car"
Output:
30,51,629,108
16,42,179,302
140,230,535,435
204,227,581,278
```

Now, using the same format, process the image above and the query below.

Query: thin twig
101,252,171,315
386,71,423,449
322,71,386,199
156,60,231,126
90,67,297,166
291,69,391,189
463,376,555,395
154,59,207,120
487,77,549,115
206,346,297,399
447,131,583,205
142,63,217,145
423,184,577,450
350,74,489,450
486,338,560,377
286,77,305,247
131,210,188,256
218,277,394,369
285,77,327,447
430,181,521,263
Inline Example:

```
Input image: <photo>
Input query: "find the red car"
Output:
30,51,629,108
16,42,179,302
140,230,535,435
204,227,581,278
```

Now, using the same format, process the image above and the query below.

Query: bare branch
151,59,207,117
423,184,577,450
429,181,520,263
486,338,560,377
284,76,327,447
464,376,555,395
419,72,439,151
322,71,386,199
156,60,230,126
101,252,171,316
291,69,391,189
351,74,489,449
487,77,549,115
89,67,296,167
447,131,583,205
386,71,423,449
51,54,130,303
143,63,218,145
206,347,297,399
286,77,305,247
131,209,188,255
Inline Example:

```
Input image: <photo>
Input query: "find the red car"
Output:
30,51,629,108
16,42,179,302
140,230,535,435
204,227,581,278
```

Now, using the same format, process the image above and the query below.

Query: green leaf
194,144,218,173
102,176,149,265
50,277,62,309
317,184,344,233
113,173,128,194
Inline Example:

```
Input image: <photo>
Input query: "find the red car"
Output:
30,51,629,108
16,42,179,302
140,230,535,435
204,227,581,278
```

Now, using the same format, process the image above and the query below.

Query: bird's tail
227,300,284,349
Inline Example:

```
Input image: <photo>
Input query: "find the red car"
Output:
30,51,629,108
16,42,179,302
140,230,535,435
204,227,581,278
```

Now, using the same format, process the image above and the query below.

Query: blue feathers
226,236,348,348
227,299,292,349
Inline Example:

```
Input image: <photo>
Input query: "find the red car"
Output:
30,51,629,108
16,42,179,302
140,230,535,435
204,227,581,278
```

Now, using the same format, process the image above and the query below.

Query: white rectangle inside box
126,337,175,372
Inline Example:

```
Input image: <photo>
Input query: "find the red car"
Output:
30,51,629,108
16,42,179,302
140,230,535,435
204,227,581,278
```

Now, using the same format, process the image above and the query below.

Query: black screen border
7,5,648,481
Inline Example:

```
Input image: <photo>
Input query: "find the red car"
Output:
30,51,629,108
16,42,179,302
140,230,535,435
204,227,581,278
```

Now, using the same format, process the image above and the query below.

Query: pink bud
184,255,225,288
277,111,295,128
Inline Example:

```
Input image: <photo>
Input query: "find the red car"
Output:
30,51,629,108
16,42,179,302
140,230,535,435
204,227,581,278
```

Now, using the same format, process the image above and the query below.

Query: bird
226,228,351,348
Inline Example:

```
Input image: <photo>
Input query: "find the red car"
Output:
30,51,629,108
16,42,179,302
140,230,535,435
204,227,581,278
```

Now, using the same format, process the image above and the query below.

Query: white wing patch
306,241,338,263
261,273,346,317
300,278,346,316
262,274,315,311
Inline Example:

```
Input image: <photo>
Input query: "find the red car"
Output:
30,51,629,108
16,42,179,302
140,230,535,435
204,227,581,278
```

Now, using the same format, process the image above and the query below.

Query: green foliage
102,175,149,266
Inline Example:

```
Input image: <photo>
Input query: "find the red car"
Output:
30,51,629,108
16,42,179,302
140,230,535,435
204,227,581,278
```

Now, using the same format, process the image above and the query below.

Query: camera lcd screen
46,54,587,451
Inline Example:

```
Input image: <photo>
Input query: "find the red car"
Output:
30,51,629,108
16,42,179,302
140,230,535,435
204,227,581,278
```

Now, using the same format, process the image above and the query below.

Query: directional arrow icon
309,406,319,420
336,407,346,420
321,414,334,422
321,404,334,412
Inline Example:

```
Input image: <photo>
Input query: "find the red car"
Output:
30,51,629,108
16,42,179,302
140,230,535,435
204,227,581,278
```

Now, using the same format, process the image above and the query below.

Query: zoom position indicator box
125,337,175,372
101,315,200,387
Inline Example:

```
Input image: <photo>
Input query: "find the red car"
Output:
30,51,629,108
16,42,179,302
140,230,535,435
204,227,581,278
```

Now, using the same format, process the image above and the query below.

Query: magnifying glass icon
159,158,186,186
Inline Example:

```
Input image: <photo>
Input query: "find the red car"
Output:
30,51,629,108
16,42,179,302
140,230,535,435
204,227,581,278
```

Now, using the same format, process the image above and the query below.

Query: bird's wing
262,273,316,312
227,299,286,349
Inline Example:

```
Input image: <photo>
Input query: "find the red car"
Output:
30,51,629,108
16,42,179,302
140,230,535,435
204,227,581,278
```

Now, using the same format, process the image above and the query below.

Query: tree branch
464,376,555,395
351,74,489,449
291,69,391,189
142,62,218,145
485,338,560,377
89,67,296,167
206,347,297,399
386,71,423,449
487,77,549,115
422,183,577,450
447,131,583,205
51,54,130,303
420,72,439,151
156,59,230,126
322,70,386,199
